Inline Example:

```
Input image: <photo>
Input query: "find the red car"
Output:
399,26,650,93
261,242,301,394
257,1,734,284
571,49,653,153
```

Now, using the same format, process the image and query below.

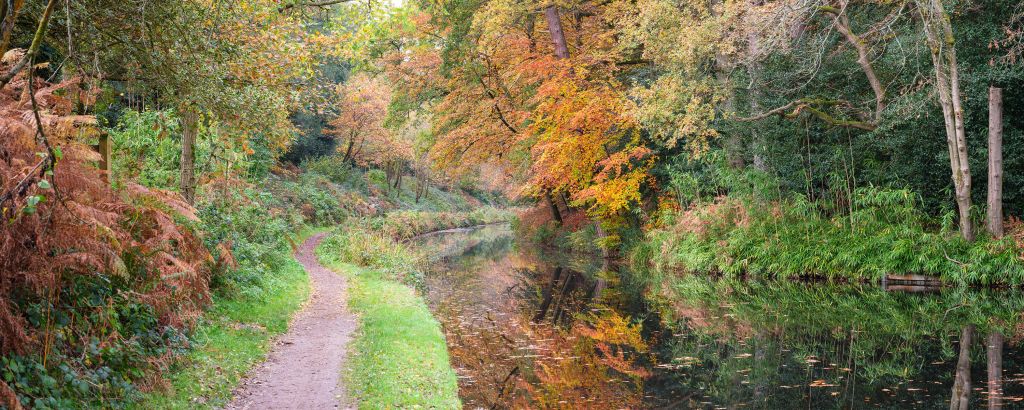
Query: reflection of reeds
648,275,1024,407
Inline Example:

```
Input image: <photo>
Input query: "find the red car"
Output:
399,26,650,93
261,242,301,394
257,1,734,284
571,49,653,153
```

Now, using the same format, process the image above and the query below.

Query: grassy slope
133,228,324,409
316,225,461,409
326,262,460,409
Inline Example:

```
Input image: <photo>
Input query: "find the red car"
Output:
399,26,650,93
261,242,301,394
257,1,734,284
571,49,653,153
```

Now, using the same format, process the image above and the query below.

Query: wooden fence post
97,131,111,183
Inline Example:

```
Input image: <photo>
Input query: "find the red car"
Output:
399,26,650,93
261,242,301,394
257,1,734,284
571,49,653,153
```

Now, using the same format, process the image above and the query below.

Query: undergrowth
633,186,1024,284
133,240,311,409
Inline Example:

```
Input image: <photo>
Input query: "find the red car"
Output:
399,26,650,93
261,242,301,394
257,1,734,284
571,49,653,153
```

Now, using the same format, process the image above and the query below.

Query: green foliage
2,251,190,409
108,110,187,190
107,109,270,191
301,156,369,194
637,184,1024,284
318,226,423,285
198,187,295,297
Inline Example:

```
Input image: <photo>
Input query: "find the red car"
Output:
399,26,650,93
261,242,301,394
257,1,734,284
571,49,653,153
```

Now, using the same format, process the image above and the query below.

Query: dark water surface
416,224,1024,409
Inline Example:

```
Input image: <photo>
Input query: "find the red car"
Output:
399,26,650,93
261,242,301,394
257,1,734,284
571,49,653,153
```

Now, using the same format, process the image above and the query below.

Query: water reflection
416,225,1024,409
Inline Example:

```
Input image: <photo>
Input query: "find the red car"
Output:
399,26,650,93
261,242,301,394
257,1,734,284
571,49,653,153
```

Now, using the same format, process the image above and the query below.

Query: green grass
133,229,323,409
317,226,460,409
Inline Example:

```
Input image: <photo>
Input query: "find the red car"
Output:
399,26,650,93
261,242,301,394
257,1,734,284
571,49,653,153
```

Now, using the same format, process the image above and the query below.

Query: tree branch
820,3,886,122
0,0,58,90
278,0,354,12
736,98,878,131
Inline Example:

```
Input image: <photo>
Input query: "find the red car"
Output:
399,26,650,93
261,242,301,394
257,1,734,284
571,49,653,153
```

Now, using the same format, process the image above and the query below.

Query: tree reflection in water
417,225,1024,409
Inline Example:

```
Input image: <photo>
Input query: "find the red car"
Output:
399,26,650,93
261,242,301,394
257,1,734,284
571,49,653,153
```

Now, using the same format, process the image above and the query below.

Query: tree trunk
558,191,571,215
545,190,562,223
544,6,570,60
747,0,767,170
950,325,973,410
711,0,744,168
0,0,24,57
179,108,199,205
415,174,425,203
532,267,562,322
919,0,973,241
987,331,1003,410
342,136,355,164
987,86,1003,238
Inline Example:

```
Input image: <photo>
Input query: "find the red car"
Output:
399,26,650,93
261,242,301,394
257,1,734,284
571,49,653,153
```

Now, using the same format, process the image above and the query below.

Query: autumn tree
52,0,342,202
328,74,392,165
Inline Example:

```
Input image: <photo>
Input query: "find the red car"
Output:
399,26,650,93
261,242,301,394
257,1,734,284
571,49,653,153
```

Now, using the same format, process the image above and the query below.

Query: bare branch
278,0,354,12
736,98,878,131
820,3,886,122
0,0,58,90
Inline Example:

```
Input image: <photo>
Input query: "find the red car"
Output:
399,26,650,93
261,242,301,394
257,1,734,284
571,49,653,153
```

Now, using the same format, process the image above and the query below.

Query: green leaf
37,180,51,189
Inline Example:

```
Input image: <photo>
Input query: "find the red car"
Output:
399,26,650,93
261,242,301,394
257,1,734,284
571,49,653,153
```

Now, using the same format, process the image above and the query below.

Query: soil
224,233,357,410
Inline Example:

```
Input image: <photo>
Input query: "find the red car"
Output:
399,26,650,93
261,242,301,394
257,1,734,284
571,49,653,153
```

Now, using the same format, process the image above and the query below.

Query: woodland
0,0,1022,408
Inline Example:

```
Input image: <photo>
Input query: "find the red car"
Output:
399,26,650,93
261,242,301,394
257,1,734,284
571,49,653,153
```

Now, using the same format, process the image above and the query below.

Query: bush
197,183,295,298
318,226,423,286
301,156,368,194
636,186,1024,284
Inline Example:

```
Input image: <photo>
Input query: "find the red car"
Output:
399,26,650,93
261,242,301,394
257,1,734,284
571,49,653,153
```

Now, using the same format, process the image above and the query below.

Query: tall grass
635,186,1024,284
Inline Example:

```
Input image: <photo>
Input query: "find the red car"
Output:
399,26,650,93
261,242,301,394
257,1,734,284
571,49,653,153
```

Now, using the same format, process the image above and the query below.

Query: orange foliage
384,2,665,218
0,66,212,355
327,74,409,167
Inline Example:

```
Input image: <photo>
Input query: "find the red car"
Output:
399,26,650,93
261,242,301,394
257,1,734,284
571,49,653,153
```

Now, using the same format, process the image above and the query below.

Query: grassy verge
133,228,325,409
317,222,460,409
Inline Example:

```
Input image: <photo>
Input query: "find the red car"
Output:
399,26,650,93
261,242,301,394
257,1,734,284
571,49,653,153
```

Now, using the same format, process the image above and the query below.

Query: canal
415,224,1024,409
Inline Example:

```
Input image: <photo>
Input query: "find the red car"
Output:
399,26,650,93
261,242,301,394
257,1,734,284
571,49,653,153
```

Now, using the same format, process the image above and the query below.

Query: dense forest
0,0,1022,408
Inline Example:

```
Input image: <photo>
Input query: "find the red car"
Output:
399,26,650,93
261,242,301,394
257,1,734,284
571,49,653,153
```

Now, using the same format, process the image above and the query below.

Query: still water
415,224,1024,409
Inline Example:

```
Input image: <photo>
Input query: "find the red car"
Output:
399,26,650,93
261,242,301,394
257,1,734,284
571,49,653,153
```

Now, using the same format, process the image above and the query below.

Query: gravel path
225,232,356,410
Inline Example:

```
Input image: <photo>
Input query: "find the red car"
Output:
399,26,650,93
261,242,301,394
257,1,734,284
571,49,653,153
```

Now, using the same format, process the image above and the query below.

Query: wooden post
97,131,111,183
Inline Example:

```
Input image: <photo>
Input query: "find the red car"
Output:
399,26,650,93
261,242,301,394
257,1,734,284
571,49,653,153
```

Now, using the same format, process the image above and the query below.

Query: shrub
637,186,1024,284
318,226,423,285
301,156,368,194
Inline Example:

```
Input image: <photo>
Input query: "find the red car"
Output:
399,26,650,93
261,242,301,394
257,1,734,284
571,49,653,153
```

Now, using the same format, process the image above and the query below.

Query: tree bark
545,190,563,223
825,4,886,122
0,0,24,57
987,86,1003,237
747,0,767,170
987,331,1003,410
179,108,199,205
919,0,973,241
544,5,570,60
950,325,973,410
711,0,744,168
342,135,355,163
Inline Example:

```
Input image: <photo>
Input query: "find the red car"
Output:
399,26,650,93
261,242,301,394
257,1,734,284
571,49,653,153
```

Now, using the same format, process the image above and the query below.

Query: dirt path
225,232,356,410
